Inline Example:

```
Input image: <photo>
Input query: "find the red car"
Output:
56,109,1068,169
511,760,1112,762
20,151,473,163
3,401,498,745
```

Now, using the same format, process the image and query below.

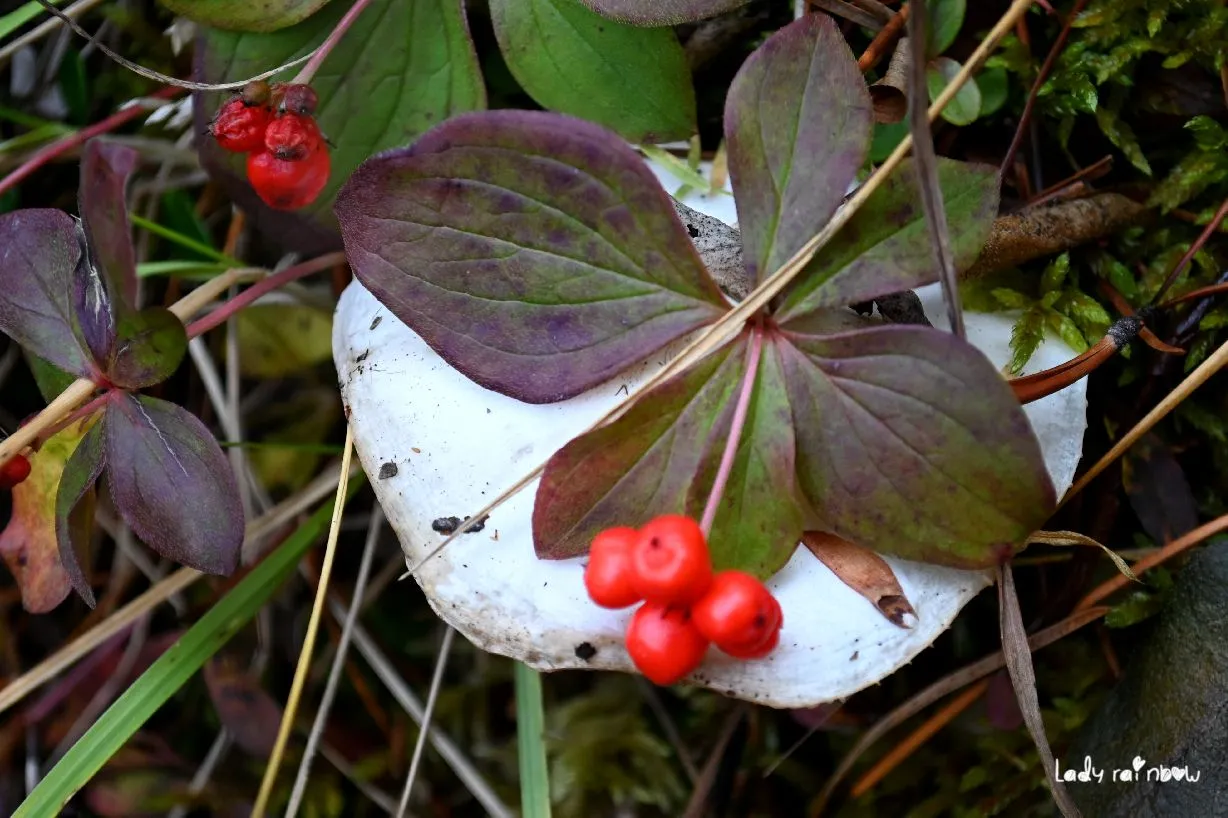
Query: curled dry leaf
0,419,98,612
802,531,917,628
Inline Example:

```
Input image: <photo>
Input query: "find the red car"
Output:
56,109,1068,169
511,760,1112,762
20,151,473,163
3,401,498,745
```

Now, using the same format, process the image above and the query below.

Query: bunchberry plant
0,140,244,608
335,15,1055,583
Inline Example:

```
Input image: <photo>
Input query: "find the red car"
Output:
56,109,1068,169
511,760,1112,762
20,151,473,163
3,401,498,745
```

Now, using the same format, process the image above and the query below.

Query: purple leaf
105,394,244,576
777,322,1054,568
336,110,727,403
105,307,188,389
775,158,1000,324
0,209,96,378
55,418,106,608
79,140,139,307
534,341,742,559
576,0,751,25
724,14,872,283
684,334,803,577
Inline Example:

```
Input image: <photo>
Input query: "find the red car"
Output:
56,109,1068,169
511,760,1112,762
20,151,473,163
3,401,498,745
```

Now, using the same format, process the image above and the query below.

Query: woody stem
700,324,764,537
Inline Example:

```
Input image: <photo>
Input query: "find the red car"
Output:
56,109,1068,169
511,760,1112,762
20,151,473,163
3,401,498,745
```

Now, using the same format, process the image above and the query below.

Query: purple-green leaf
774,158,1000,323
0,209,95,379
724,14,872,283
336,110,728,403
777,322,1054,569
55,417,106,608
533,341,742,559
576,0,751,25
105,394,244,576
106,307,188,389
79,140,139,307
684,335,803,577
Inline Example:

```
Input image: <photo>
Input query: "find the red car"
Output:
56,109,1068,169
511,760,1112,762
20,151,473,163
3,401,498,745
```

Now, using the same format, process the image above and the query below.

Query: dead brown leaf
802,532,916,628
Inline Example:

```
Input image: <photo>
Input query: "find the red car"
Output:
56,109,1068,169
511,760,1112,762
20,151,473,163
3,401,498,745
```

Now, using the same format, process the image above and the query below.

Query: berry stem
699,324,765,537
291,0,377,86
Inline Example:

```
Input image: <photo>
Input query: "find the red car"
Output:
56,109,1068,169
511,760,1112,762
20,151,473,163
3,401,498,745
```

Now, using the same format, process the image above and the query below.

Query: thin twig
330,608,514,818
286,506,385,818
681,705,747,818
1000,0,1091,176
858,2,909,72
804,606,1107,814
251,426,355,818
397,627,457,817
1150,196,1228,305
906,0,964,338
1058,339,1228,507
32,0,316,90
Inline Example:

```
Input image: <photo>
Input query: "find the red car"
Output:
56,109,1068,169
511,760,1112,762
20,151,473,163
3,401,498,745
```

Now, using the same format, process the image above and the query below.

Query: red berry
720,625,780,660
692,571,781,653
281,83,319,116
264,113,324,161
0,454,32,490
211,98,272,154
629,515,712,605
247,147,331,211
583,527,642,609
625,602,709,686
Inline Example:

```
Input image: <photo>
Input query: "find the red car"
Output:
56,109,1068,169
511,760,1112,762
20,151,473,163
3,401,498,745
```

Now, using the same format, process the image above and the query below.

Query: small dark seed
575,642,597,661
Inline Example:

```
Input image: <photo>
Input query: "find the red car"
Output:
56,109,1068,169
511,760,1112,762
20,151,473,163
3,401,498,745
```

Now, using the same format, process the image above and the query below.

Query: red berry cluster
584,515,783,686
0,454,31,490
209,81,331,211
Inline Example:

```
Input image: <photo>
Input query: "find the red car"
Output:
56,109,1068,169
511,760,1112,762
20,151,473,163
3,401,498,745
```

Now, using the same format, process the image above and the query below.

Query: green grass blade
515,662,552,818
136,260,233,279
129,213,242,267
13,474,365,817
0,0,70,41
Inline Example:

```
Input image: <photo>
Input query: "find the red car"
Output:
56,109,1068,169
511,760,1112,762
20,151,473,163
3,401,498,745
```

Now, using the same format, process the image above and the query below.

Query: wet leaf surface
158,0,334,32
337,110,727,403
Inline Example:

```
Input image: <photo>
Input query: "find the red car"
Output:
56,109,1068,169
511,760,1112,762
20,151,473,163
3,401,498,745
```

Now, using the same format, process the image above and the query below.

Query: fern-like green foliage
989,0,1228,213
546,679,686,817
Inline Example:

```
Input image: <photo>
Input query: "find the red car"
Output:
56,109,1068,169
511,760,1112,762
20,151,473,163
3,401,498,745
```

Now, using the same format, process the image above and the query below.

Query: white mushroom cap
333,160,1087,708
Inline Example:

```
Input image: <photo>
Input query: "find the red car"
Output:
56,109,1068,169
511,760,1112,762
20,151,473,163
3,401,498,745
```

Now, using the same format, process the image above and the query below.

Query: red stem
1000,0,1089,177
291,0,377,86
0,86,182,199
700,325,765,537
1150,196,1228,306
185,252,345,339
35,391,113,447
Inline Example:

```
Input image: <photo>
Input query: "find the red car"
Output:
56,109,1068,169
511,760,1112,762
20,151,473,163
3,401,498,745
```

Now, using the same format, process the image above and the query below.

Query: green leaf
991,288,1031,310
198,0,486,232
1048,310,1088,354
1096,106,1151,175
25,351,79,402
0,0,69,40
778,320,1055,568
156,0,334,32
335,110,727,404
870,121,908,163
927,57,981,126
775,158,1000,323
490,0,695,143
13,479,362,817
234,303,333,378
105,307,187,389
576,0,751,25
515,663,553,818
976,67,1010,117
927,0,965,55
1040,252,1070,294
724,14,872,283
